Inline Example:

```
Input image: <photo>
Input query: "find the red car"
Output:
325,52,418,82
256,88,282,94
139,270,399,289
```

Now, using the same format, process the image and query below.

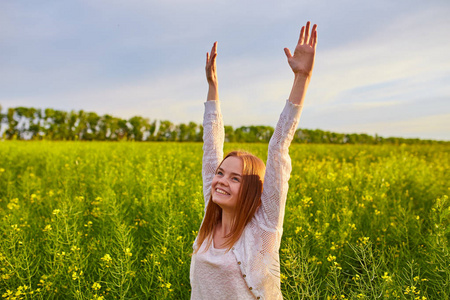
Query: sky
1,0,449,141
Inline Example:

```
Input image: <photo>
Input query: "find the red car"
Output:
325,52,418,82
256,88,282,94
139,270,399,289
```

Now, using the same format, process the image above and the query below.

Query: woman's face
211,156,243,212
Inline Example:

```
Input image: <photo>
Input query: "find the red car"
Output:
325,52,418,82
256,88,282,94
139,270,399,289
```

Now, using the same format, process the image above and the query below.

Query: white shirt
190,100,303,300
190,240,255,299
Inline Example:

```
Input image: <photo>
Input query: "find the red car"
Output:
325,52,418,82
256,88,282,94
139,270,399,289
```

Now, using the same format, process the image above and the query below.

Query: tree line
0,105,446,144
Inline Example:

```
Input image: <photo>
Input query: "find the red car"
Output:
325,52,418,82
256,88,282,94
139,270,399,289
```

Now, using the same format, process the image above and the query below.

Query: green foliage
0,142,449,299
2,106,448,144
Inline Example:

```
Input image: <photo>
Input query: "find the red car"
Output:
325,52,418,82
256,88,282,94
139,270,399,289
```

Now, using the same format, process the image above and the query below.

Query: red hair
195,151,266,253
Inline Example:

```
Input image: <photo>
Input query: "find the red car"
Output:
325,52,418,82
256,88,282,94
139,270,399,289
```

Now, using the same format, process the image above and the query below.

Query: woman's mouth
215,188,230,195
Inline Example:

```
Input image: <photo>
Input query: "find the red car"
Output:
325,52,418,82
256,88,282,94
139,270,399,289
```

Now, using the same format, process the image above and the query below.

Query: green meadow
0,141,448,299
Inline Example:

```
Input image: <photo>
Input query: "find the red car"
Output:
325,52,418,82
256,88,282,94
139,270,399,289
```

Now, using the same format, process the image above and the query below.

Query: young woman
190,21,318,299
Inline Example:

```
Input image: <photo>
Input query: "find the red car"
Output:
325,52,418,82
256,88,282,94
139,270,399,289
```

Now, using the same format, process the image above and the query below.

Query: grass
0,141,449,299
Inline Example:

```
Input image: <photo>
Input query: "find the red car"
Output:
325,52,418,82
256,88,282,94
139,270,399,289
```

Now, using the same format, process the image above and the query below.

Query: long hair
194,151,266,253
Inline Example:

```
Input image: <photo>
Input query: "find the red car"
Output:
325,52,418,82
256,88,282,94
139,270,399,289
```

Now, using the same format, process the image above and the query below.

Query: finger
284,48,292,59
206,52,210,65
312,27,318,50
298,26,305,45
309,24,317,47
304,21,311,45
212,41,217,55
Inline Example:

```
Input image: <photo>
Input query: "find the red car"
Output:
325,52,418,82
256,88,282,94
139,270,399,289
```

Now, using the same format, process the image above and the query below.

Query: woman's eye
217,171,223,176
232,177,240,182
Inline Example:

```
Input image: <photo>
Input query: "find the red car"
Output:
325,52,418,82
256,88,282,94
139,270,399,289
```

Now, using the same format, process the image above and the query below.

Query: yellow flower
7,198,20,210
101,254,112,263
381,272,392,283
92,282,101,290
327,255,336,262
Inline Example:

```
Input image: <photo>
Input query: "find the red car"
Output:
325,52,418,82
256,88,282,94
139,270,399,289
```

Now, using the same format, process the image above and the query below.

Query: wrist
208,82,218,89
207,84,219,101
293,73,311,84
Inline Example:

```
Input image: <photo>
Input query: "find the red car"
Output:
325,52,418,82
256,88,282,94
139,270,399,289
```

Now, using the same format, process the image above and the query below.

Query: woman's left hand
206,42,218,87
284,21,318,78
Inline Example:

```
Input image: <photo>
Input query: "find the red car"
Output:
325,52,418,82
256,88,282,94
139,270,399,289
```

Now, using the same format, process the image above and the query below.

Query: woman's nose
218,176,228,186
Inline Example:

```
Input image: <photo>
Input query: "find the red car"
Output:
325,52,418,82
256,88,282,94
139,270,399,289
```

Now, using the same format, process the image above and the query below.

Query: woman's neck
218,210,234,237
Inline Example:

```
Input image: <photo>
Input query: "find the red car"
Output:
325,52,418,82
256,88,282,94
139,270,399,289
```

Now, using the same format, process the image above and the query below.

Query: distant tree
54,110,68,139
74,110,88,140
29,108,43,139
117,119,130,140
98,114,119,140
1,105,447,144
225,125,235,142
129,116,151,141
196,125,203,142
85,112,101,140
156,120,175,141
146,120,157,141
67,110,78,140
176,123,188,142
294,129,308,143
255,126,274,142
5,108,19,139
14,107,41,139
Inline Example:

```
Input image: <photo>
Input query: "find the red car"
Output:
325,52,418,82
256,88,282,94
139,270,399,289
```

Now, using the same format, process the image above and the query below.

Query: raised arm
258,22,317,230
202,42,224,210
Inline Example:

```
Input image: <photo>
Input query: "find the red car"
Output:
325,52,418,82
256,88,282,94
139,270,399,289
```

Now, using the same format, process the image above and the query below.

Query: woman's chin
212,197,228,208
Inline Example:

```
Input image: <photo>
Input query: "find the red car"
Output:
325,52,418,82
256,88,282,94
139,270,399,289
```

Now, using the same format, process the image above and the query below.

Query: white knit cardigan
192,100,303,299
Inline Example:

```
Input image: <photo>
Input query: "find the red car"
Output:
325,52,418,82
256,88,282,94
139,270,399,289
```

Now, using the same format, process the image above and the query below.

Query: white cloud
307,5,450,105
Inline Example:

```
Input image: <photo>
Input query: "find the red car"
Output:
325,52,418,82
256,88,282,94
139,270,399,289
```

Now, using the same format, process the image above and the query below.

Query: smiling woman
203,151,265,251
190,21,318,299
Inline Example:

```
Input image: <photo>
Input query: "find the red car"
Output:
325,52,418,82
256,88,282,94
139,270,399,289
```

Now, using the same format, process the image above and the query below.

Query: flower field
0,141,449,299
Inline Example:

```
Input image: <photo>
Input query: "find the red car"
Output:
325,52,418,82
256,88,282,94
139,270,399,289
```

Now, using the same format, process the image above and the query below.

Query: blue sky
1,0,449,140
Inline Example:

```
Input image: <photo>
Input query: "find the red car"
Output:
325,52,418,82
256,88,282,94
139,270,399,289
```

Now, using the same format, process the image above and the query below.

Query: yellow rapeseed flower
101,254,112,263
92,282,101,290
7,198,20,210
381,272,393,283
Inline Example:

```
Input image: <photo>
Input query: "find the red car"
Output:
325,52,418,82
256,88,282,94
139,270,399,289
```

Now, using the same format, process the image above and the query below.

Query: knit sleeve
258,100,303,230
202,100,224,211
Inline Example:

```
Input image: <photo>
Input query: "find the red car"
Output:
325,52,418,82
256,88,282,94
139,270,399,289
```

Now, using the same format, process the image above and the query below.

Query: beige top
191,100,303,299
190,240,255,299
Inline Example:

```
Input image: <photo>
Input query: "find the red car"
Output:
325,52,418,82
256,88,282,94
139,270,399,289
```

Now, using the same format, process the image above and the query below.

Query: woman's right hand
206,42,218,87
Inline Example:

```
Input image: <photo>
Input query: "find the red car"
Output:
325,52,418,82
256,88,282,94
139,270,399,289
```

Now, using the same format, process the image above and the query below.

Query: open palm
284,22,317,78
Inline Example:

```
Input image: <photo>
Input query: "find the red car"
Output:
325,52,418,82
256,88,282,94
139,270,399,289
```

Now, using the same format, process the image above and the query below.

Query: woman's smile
211,156,243,210
215,188,230,195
